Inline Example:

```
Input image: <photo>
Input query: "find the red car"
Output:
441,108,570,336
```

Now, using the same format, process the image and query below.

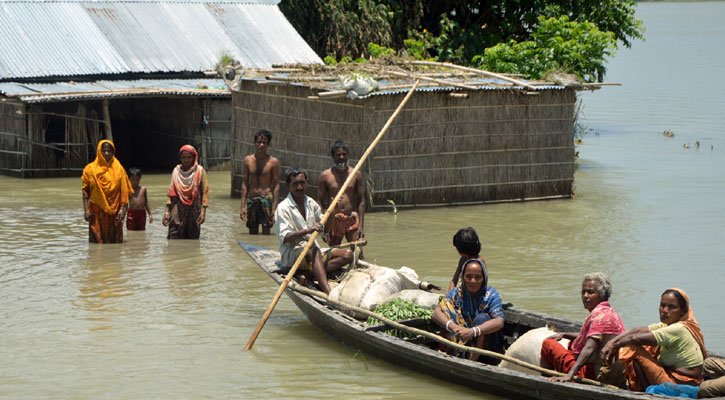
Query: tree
279,0,643,79
475,16,617,82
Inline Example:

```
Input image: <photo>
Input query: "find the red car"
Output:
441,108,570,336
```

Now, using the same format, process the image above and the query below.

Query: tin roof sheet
0,0,322,80
0,78,230,102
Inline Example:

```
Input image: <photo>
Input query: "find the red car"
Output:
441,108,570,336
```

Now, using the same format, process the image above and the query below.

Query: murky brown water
2,3,724,398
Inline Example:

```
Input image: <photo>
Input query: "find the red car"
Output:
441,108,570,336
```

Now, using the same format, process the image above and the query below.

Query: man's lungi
246,193,274,229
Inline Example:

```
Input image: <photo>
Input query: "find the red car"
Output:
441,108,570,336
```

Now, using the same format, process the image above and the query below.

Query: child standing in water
127,167,153,230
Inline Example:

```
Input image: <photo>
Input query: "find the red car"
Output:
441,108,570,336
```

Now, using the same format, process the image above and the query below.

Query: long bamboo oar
287,283,618,389
244,80,422,350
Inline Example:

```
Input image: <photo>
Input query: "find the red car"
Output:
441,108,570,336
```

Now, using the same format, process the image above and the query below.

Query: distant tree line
279,0,644,82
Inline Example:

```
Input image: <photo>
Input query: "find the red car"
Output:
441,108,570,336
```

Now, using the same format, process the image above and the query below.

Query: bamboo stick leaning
243,80,422,351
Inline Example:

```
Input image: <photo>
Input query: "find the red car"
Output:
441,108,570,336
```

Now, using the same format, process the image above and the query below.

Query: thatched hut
0,84,231,177
230,61,601,210
0,0,321,177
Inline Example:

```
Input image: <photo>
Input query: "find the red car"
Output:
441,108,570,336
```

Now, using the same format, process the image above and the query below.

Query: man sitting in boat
274,167,353,294
448,227,487,291
540,272,626,384
433,258,505,361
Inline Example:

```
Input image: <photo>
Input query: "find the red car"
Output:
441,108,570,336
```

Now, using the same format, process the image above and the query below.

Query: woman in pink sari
540,272,626,383
162,145,209,239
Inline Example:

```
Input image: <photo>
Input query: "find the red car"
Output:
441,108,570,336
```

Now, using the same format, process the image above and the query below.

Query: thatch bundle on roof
230,59,593,210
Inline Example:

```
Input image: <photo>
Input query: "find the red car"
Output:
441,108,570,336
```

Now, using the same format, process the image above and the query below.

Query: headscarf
570,301,625,354
81,140,133,214
667,288,707,358
167,145,202,205
451,259,489,325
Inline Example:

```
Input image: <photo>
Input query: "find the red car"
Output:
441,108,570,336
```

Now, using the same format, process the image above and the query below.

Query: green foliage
279,0,644,78
366,298,434,338
323,55,338,66
476,16,617,82
215,51,234,69
367,42,395,58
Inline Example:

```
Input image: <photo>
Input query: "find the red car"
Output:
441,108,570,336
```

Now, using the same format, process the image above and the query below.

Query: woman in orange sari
601,288,706,391
81,140,133,243
162,145,209,239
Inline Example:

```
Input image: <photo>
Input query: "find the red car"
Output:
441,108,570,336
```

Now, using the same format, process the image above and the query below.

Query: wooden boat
240,242,724,400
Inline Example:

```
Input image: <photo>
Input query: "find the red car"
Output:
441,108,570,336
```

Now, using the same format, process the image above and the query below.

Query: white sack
498,326,570,375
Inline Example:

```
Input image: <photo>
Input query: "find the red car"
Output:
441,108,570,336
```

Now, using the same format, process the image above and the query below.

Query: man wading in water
318,140,365,251
240,130,280,235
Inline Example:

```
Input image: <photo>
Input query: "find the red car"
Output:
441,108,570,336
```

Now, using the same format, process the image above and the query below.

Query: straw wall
0,100,27,177
21,101,102,178
230,80,576,210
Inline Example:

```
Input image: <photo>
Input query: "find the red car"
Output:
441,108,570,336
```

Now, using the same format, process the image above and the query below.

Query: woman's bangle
445,320,453,332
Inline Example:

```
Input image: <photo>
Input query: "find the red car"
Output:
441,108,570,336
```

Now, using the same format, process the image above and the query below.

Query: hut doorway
108,97,232,173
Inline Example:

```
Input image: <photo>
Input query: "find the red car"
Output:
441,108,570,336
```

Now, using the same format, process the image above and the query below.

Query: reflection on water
1,3,725,398
79,245,131,319
162,240,209,301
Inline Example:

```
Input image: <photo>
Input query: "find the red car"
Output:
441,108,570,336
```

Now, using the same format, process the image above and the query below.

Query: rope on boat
287,282,619,390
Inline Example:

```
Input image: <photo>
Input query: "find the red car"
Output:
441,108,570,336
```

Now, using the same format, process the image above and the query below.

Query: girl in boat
81,140,133,243
448,227,487,291
540,272,626,384
162,145,209,239
601,288,706,392
433,258,504,361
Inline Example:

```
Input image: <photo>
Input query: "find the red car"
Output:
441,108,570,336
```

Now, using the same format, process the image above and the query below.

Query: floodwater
2,2,724,399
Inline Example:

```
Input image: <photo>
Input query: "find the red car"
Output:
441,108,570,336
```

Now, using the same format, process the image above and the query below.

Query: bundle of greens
366,298,435,338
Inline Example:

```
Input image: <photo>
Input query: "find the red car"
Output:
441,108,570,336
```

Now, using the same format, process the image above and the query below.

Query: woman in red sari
162,145,209,239
540,272,626,384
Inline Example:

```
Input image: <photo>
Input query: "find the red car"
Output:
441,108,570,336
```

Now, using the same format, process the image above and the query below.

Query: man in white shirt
274,167,353,294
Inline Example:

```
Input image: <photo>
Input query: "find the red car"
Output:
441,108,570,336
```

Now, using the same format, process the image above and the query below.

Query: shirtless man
317,140,365,246
240,130,280,235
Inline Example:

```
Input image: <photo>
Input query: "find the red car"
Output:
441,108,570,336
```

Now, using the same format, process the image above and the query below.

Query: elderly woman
81,140,133,243
162,145,209,239
432,258,504,361
541,272,626,383
601,288,706,392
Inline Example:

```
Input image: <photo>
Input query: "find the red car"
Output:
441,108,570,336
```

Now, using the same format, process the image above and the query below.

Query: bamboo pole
102,99,113,142
287,283,617,389
384,70,480,91
243,80,422,350
407,60,537,91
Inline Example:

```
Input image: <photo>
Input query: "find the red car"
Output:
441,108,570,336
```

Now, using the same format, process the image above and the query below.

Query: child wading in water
127,167,153,230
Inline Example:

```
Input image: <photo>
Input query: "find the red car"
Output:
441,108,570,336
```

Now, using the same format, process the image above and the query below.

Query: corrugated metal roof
0,0,322,80
0,78,230,102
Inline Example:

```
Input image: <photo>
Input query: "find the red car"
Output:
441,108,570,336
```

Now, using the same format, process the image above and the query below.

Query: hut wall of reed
0,96,232,178
231,79,576,210
0,100,28,177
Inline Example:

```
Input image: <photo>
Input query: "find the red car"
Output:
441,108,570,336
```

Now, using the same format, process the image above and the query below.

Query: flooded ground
1,2,724,398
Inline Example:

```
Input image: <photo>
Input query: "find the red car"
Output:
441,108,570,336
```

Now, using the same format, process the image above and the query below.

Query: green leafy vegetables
366,298,436,338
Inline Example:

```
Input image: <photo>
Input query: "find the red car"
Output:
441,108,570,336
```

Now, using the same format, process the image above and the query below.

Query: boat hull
240,242,723,399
